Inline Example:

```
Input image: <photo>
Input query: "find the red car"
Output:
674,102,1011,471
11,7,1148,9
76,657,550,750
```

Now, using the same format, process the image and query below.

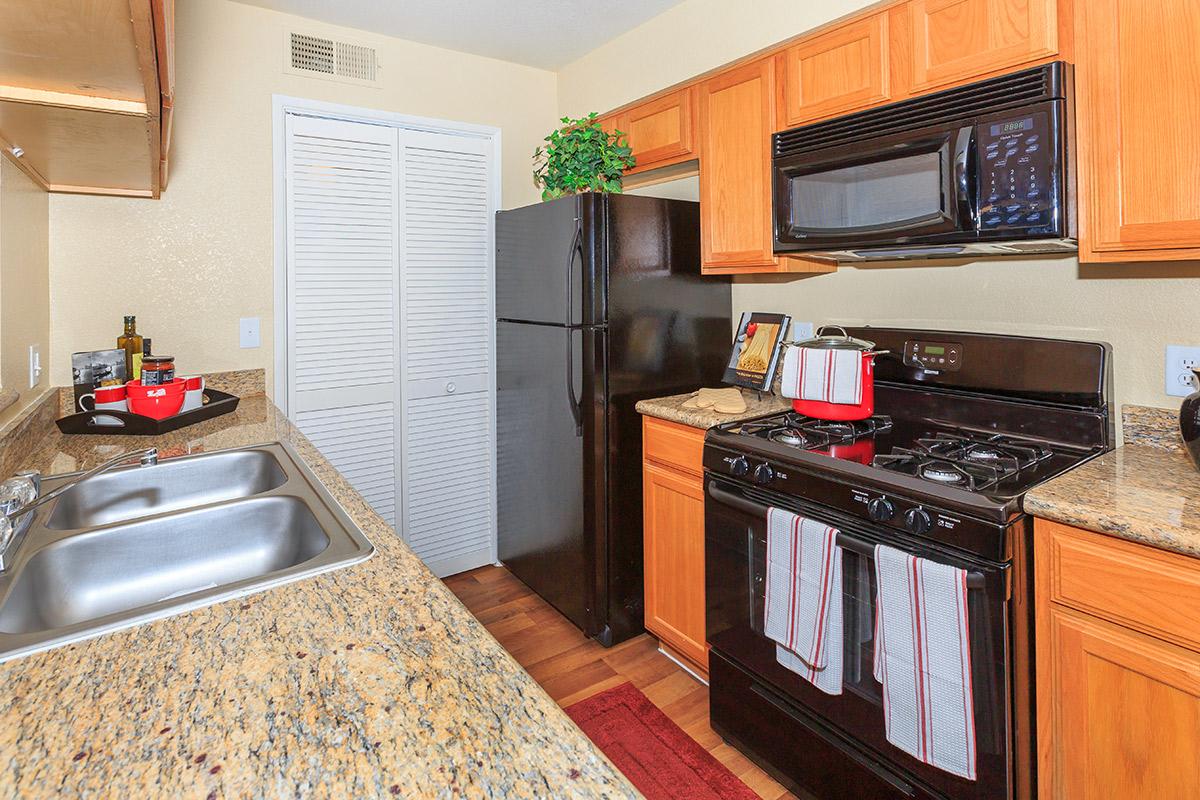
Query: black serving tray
56,389,241,435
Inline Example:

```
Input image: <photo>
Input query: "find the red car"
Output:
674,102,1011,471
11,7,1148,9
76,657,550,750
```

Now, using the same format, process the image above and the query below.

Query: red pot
791,352,877,420
787,326,881,421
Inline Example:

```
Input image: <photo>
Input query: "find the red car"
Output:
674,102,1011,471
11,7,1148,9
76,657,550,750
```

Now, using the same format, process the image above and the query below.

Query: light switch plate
791,321,815,341
1165,344,1200,397
27,344,40,389
239,317,261,349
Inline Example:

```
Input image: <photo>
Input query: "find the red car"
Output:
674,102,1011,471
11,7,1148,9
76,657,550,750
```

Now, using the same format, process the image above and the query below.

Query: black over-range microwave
772,61,1074,262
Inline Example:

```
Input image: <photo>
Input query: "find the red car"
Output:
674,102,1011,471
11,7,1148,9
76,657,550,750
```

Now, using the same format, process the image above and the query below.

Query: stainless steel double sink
0,442,374,663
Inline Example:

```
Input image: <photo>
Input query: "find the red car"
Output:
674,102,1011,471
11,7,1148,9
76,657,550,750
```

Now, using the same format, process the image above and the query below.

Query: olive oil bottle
117,316,144,380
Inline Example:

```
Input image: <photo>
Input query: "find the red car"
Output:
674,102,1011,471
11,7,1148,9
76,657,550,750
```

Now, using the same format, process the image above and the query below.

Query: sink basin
0,497,330,634
0,442,373,661
44,448,287,529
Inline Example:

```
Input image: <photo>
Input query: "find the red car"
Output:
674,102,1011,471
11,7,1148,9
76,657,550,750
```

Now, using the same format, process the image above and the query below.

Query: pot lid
791,325,875,351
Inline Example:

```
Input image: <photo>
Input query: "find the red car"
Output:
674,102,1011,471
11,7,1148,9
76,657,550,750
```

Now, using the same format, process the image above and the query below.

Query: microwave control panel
904,339,963,372
977,108,1060,236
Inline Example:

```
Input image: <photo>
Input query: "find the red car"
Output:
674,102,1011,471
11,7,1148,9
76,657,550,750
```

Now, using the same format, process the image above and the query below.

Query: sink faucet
0,447,159,571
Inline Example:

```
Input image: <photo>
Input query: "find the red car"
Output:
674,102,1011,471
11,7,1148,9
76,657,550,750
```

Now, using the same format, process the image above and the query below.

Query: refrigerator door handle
566,327,584,437
566,219,583,327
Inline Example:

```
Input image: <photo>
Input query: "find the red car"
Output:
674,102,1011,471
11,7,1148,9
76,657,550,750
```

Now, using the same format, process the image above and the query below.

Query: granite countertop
1027,405,1200,559
635,388,791,430
0,389,638,798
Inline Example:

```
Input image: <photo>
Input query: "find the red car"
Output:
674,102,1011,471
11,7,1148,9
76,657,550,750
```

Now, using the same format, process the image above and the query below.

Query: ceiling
234,0,687,69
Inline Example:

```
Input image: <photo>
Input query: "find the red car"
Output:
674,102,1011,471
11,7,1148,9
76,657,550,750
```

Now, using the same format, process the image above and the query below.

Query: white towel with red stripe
764,507,844,695
872,544,977,781
781,346,863,405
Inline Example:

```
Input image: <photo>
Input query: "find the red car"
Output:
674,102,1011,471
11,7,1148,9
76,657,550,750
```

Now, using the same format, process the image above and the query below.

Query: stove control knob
729,456,749,478
867,497,895,522
753,463,775,485
904,507,932,535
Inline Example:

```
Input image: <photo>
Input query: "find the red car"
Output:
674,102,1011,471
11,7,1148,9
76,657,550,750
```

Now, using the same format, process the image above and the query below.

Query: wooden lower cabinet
642,416,709,678
1036,518,1200,798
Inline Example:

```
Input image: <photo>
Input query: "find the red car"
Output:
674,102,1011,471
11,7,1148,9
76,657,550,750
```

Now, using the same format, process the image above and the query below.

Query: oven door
773,125,976,251
705,476,1010,800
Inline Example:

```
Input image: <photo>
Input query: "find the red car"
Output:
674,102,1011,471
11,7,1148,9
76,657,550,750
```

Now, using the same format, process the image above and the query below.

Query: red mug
80,384,127,413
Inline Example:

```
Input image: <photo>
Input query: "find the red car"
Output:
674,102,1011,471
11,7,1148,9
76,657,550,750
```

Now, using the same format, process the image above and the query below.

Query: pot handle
815,324,850,340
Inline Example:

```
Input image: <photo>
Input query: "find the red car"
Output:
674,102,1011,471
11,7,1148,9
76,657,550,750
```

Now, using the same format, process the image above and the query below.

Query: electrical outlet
791,321,815,341
27,345,40,389
1165,345,1200,397
239,317,261,349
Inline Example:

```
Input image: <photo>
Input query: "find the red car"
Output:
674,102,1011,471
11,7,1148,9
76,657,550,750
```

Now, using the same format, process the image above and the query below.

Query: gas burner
921,460,969,484
735,413,893,452
807,422,856,437
770,428,813,447
963,446,1006,462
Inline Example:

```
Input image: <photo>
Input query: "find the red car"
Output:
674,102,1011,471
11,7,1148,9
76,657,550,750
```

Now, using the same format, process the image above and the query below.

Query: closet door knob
445,381,456,394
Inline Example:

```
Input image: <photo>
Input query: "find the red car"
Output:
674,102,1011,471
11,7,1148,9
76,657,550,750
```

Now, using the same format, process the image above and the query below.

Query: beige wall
560,0,1200,413
0,158,50,425
48,0,559,389
557,0,872,117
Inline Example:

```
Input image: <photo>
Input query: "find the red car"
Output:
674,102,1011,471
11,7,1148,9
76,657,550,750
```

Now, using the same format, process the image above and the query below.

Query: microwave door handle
954,125,977,228
708,482,987,589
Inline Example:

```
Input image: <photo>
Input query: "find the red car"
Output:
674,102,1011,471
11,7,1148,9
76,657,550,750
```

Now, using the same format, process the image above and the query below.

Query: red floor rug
565,682,760,800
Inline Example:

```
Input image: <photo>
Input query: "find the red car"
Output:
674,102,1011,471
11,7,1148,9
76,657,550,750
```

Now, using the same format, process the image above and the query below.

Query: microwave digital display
991,117,1034,136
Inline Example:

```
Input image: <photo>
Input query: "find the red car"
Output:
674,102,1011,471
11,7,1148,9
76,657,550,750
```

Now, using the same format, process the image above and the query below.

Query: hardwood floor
444,565,798,800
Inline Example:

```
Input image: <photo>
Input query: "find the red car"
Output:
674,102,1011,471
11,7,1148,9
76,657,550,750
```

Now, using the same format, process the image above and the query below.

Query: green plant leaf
532,112,636,200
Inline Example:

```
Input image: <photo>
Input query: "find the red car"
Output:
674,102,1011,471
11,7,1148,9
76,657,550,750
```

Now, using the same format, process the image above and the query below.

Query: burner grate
735,413,893,450
873,431,1055,490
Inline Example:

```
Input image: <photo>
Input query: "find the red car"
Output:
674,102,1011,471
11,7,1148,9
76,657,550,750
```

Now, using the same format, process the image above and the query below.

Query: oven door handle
707,482,988,589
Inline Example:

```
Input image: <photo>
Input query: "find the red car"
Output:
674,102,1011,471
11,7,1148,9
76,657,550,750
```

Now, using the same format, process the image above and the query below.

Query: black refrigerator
496,192,731,646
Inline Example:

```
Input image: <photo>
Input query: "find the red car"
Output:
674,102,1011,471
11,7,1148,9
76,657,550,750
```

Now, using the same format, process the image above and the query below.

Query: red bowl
125,378,185,419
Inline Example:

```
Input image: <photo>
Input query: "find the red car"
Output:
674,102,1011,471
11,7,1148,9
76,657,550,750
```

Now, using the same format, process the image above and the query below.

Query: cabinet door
779,13,890,128
697,59,779,273
1040,606,1200,799
643,460,708,673
1076,0,1200,261
908,0,1058,93
620,88,696,174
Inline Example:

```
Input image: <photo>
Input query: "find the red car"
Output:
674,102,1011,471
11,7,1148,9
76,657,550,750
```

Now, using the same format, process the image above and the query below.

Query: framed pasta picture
724,312,791,391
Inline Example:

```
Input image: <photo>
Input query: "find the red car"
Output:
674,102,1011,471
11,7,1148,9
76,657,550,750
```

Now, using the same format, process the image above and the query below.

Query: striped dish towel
781,346,863,405
872,544,977,781
764,507,844,695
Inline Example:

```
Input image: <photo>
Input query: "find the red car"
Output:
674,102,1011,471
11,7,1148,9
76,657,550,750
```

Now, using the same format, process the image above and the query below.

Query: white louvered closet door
397,130,496,578
284,114,400,526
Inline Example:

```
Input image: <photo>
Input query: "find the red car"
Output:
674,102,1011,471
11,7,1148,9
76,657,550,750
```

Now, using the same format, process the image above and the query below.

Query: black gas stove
704,328,1112,800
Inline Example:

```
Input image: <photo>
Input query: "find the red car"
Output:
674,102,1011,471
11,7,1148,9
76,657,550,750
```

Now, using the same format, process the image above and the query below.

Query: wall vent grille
336,41,377,82
288,31,378,85
290,32,335,75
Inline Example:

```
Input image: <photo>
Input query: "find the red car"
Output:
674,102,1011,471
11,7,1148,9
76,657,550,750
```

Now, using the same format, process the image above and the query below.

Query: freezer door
496,320,605,635
495,194,604,326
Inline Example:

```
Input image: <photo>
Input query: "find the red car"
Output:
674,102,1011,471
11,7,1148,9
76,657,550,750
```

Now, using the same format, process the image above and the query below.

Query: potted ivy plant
532,113,636,201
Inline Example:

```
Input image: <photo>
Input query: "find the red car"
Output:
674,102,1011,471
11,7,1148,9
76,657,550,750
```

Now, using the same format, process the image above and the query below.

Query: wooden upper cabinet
778,12,891,129
907,0,1059,93
0,0,174,197
619,87,697,174
697,60,835,275
698,60,778,272
1076,0,1200,262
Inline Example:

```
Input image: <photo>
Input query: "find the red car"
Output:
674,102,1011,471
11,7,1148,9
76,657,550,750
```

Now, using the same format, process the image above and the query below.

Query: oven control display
904,340,962,371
